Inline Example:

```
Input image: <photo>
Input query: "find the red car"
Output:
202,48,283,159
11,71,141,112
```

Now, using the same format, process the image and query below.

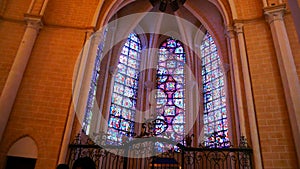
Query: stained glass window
155,38,186,150
83,28,108,134
107,33,142,145
200,32,229,148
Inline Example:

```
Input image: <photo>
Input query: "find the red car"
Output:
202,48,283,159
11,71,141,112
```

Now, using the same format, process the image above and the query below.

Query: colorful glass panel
201,32,229,148
83,28,108,134
156,38,186,146
107,33,142,145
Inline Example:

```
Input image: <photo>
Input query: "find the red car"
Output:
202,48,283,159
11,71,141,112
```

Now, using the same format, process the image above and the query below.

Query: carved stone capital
264,4,286,24
223,63,230,73
24,14,43,30
109,66,115,75
225,26,235,39
234,23,244,34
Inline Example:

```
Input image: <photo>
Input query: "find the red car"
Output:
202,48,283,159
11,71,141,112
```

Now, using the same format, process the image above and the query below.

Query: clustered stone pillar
0,15,42,141
234,22,263,169
226,27,247,141
264,4,300,166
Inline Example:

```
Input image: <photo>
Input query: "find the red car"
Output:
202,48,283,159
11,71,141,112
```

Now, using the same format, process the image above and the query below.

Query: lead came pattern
83,28,108,134
156,38,186,150
201,32,229,148
107,33,142,145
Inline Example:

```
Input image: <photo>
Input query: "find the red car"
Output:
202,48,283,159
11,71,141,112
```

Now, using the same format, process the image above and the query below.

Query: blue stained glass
111,104,122,116
174,98,184,109
83,28,108,134
127,67,138,79
129,50,139,59
159,54,168,61
157,89,167,98
124,86,135,97
201,32,229,148
156,37,186,147
122,47,129,55
119,55,127,64
157,67,168,82
175,46,183,54
130,41,139,51
109,117,120,128
107,32,142,145
173,89,184,98
130,33,138,42
118,64,127,74
112,93,123,105
128,58,138,69
157,67,168,75
167,39,176,47
122,97,133,108
157,99,167,108
107,128,118,141
120,120,131,131
121,109,131,119
164,106,176,116
125,41,129,47
176,54,185,61
115,74,126,84
114,83,124,94
125,77,137,87
166,82,176,91
167,60,177,68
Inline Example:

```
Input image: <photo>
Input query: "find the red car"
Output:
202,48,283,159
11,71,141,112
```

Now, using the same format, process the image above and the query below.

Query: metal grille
67,134,253,169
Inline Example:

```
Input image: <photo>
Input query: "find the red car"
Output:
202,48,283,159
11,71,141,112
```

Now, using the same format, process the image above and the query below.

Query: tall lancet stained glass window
107,33,142,145
83,28,108,134
201,32,229,148
155,38,186,150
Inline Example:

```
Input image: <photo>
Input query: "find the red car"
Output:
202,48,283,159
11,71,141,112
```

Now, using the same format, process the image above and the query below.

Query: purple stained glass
156,37,186,145
107,33,142,145
201,32,229,148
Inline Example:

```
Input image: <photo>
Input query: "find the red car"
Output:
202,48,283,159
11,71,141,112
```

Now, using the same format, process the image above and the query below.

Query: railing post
123,144,128,169
181,146,185,169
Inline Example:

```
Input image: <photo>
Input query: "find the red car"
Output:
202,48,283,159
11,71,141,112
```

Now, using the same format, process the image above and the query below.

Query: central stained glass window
107,33,142,145
155,38,186,150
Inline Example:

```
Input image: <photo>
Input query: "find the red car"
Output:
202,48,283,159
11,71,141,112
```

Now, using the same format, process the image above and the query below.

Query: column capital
86,27,96,37
223,63,230,73
264,4,286,24
24,14,43,30
234,22,244,34
225,26,235,39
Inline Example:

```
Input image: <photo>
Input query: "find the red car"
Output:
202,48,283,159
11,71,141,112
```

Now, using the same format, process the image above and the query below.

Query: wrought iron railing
67,133,253,169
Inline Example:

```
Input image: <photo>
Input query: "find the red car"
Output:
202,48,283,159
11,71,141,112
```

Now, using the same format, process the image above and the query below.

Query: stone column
58,30,95,163
234,23,263,169
226,27,246,140
264,4,300,166
0,15,42,141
